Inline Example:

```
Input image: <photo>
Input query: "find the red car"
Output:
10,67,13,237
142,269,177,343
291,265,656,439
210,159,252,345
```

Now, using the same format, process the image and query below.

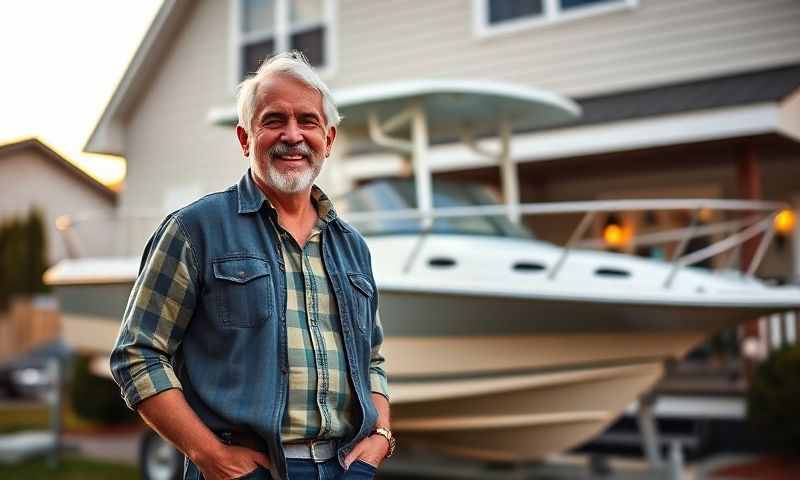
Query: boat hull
48,276,794,462
391,363,663,461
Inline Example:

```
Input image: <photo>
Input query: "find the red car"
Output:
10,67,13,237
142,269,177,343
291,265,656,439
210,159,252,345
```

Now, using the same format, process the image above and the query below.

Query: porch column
737,144,763,272
793,195,800,283
737,143,764,380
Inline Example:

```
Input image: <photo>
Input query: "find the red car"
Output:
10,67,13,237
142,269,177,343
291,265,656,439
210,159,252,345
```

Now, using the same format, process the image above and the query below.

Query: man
110,51,394,480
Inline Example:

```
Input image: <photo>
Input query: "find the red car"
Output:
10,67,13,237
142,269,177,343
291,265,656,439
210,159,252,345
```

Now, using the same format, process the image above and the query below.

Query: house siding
332,0,800,96
118,0,800,234
122,0,242,225
0,149,114,262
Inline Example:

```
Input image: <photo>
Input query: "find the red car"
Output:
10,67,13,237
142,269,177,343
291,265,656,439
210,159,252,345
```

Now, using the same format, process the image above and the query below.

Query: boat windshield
336,179,533,239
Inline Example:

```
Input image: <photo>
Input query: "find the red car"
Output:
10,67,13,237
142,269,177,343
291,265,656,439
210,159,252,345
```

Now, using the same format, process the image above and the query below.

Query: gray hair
236,51,340,138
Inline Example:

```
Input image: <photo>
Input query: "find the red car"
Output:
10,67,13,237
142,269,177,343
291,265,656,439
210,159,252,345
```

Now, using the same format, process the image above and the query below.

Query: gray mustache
268,142,312,158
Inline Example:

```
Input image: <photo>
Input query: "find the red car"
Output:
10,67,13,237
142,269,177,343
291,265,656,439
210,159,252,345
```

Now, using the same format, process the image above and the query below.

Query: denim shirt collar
237,169,338,224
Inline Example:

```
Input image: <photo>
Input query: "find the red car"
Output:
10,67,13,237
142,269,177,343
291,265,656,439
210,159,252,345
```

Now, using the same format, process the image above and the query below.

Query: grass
0,455,139,480
0,402,103,434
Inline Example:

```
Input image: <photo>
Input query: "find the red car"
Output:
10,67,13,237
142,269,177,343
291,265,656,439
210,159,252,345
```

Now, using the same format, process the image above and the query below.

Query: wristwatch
371,427,396,458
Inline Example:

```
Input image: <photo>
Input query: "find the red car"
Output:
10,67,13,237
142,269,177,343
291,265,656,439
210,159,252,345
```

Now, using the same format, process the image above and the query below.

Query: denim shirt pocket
347,272,373,334
212,256,273,328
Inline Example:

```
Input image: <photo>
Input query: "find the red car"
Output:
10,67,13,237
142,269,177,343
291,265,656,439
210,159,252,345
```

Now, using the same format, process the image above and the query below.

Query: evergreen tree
26,207,49,294
0,207,50,310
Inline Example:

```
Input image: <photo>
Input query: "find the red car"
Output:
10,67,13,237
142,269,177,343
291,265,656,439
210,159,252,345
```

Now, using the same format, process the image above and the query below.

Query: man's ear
236,126,250,157
325,125,336,157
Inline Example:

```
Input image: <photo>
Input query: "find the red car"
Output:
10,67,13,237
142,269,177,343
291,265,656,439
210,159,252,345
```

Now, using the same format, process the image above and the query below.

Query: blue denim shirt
111,171,382,480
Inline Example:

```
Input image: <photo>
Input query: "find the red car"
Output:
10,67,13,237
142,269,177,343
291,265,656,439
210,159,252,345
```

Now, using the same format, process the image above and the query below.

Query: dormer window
475,0,637,36
235,0,334,80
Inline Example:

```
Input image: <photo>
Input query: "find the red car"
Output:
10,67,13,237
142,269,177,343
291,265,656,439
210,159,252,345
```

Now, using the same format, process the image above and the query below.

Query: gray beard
266,162,320,193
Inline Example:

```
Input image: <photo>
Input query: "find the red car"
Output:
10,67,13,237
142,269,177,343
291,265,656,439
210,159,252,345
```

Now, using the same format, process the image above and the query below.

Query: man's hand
136,390,270,480
343,434,389,470
194,444,271,480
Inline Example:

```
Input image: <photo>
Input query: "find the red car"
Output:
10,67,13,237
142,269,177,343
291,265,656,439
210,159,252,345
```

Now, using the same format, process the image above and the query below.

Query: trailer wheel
140,429,183,480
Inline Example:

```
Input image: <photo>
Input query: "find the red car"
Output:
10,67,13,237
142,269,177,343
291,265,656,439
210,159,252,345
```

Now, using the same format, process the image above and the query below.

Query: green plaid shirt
272,186,388,441
111,185,389,442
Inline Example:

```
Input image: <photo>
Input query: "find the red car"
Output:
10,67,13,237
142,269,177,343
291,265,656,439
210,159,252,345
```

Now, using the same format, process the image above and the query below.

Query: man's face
237,73,336,194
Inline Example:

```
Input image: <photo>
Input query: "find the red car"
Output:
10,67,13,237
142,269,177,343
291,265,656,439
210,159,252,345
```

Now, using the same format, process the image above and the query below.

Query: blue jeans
183,456,378,479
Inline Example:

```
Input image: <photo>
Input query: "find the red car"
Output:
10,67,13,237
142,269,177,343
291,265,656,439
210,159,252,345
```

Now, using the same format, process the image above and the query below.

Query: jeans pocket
345,459,377,479
183,456,202,480
236,465,271,479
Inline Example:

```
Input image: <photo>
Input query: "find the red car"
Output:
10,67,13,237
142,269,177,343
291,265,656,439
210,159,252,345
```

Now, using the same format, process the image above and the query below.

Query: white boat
44,81,800,464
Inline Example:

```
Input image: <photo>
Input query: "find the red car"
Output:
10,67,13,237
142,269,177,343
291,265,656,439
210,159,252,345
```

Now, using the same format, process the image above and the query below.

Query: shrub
747,344,800,455
68,354,135,425
0,207,50,310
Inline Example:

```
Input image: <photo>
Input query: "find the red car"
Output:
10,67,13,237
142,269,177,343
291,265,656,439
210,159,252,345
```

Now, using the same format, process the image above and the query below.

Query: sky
0,1,163,188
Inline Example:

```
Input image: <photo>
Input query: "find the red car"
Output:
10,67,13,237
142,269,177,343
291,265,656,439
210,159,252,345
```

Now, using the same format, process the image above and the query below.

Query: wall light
774,209,796,236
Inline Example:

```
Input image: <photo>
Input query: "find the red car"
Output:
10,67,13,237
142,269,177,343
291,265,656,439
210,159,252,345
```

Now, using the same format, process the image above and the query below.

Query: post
410,102,433,229
668,440,685,480
498,120,519,223
737,143,763,382
637,394,663,469
792,197,800,283
47,356,63,468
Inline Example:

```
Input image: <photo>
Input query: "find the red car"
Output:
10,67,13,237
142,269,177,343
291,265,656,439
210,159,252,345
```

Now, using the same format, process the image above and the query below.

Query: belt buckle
308,439,322,463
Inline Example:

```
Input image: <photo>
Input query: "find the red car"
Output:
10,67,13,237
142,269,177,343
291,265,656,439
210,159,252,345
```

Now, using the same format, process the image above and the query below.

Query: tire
139,429,184,480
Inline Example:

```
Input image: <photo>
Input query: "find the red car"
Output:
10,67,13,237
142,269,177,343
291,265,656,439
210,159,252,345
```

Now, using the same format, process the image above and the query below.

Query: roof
554,63,800,131
84,0,192,156
0,138,117,203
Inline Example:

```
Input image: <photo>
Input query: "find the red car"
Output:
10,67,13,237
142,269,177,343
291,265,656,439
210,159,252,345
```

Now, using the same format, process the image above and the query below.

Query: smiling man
110,51,393,480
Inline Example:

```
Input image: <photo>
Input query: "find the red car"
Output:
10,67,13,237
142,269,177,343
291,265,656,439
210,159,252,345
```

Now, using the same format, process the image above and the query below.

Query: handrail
339,198,787,284
341,198,786,223
54,198,788,284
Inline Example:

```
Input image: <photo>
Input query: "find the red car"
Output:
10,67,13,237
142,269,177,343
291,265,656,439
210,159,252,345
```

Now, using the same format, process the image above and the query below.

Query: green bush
68,355,135,425
0,207,49,310
747,344,800,455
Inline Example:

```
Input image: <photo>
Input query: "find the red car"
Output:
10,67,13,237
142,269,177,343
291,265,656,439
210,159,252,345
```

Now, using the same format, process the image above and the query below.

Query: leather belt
282,439,337,462
216,431,337,462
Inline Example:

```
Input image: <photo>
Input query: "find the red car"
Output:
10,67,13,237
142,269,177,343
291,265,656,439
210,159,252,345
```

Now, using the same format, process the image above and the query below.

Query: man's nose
281,119,303,144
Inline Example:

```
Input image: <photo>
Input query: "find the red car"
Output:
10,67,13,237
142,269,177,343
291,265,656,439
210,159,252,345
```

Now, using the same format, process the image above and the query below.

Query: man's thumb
344,448,360,469
253,452,271,468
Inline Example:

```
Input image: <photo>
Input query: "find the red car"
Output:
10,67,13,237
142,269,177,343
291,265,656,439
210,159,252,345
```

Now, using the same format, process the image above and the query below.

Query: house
64,0,800,454
85,0,800,282
0,138,116,263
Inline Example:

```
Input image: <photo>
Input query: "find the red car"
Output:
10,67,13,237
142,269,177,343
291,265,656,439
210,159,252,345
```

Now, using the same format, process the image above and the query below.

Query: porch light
603,214,628,248
774,209,796,235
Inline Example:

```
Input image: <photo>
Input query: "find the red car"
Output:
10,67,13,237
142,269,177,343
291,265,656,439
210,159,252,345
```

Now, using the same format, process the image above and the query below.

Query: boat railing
55,198,789,287
341,198,788,287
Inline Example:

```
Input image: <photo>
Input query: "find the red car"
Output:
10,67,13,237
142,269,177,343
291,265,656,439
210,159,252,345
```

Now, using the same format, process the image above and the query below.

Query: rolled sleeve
110,216,199,410
369,310,390,401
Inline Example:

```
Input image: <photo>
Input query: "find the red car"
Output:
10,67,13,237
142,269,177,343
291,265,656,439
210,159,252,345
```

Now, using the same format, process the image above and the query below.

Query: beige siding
122,0,243,226
333,0,800,96
0,151,114,263
117,0,800,230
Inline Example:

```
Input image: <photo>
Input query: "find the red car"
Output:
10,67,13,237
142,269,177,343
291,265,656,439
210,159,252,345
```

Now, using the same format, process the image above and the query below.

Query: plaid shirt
111,185,389,442
271,187,388,441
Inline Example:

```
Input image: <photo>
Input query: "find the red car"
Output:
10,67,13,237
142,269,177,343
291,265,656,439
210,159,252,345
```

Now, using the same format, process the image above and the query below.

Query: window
235,0,334,80
476,0,636,36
